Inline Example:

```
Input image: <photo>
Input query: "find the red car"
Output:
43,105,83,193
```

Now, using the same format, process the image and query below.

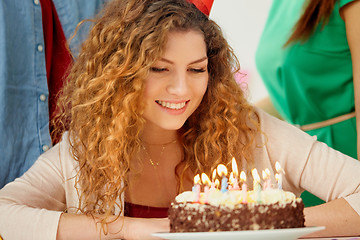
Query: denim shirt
0,0,106,188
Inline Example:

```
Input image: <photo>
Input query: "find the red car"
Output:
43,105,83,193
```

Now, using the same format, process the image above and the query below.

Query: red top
40,0,73,144
124,202,169,218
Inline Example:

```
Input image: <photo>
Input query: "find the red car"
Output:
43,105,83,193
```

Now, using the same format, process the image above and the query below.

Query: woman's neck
141,122,179,145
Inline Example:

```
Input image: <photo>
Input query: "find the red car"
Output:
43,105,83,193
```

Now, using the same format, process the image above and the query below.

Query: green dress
255,0,357,207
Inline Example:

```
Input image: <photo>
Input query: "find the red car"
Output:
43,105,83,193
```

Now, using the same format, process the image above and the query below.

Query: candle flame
262,170,267,180
201,173,211,186
194,174,201,184
275,173,280,181
275,161,285,174
262,168,270,180
212,169,217,181
217,164,228,177
215,179,220,188
231,157,239,177
229,172,235,184
251,168,260,183
240,171,246,182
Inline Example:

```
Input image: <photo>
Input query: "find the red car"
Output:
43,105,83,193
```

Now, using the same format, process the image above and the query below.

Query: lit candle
192,174,201,202
240,171,247,203
217,164,228,193
215,179,220,190
252,168,262,203
231,157,240,190
262,168,271,190
210,169,217,190
228,172,234,191
275,162,285,190
201,173,211,203
201,173,210,203
275,173,282,190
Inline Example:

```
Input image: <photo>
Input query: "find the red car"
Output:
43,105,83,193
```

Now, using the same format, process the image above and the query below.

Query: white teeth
157,100,186,110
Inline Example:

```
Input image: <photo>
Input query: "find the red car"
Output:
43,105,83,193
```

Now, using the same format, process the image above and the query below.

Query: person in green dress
255,0,360,207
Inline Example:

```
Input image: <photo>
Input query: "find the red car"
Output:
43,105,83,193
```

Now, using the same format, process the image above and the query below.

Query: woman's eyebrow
159,56,208,65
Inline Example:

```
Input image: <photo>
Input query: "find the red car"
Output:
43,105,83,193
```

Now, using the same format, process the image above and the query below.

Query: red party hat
188,0,214,16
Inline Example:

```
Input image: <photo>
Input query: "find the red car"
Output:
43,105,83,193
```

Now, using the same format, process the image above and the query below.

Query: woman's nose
166,71,188,95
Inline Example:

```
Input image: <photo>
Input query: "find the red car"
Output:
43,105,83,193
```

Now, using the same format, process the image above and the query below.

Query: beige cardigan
1,110,360,240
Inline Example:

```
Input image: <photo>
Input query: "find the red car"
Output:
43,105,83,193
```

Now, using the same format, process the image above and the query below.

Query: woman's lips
155,100,189,115
156,100,188,110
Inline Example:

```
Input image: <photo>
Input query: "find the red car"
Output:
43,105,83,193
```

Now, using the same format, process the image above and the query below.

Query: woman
255,0,360,207
0,0,360,239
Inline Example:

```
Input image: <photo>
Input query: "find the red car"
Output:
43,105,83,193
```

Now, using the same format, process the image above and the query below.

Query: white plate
152,226,325,240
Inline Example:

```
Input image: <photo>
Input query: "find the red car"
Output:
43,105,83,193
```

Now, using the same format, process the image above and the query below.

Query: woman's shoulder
339,0,358,9
41,132,71,159
40,131,78,179
252,107,318,162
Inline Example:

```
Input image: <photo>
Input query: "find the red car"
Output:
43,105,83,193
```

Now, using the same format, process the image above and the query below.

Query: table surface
302,237,360,240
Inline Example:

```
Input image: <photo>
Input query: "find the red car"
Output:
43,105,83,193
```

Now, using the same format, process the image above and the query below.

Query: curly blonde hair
52,0,260,231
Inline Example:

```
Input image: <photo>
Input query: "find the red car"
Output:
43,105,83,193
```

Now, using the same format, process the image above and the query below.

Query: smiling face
143,30,209,132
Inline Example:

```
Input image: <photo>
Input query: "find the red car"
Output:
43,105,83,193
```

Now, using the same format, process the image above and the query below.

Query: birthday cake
169,188,305,232
169,162,304,232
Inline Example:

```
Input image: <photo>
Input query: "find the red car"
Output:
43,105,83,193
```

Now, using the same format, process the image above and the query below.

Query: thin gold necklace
141,139,177,167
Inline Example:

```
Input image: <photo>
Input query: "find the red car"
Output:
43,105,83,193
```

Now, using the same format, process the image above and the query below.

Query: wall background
210,0,272,103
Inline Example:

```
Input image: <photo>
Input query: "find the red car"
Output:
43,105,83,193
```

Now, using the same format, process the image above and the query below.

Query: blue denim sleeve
0,0,105,188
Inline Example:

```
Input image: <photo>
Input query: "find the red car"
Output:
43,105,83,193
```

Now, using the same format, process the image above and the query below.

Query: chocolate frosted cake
169,189,305,232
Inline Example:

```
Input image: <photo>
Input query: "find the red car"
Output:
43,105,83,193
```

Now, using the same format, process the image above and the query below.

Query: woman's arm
0,158,169,240
304,198,360,237
257,110,360,236
342,0,360,160
303,3,360,235
57,213,169,240
0,139,170,240
0,151,67,240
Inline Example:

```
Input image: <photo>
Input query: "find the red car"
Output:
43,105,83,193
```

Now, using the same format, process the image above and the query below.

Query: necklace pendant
142,139,176,168
149,159,160,167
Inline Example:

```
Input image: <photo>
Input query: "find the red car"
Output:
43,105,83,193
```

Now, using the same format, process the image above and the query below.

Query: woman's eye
150,67,167,72
189,68,206,73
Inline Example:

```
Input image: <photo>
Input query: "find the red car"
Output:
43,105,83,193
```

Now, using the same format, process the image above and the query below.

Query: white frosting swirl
175,191,197,203
175,188,298,208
